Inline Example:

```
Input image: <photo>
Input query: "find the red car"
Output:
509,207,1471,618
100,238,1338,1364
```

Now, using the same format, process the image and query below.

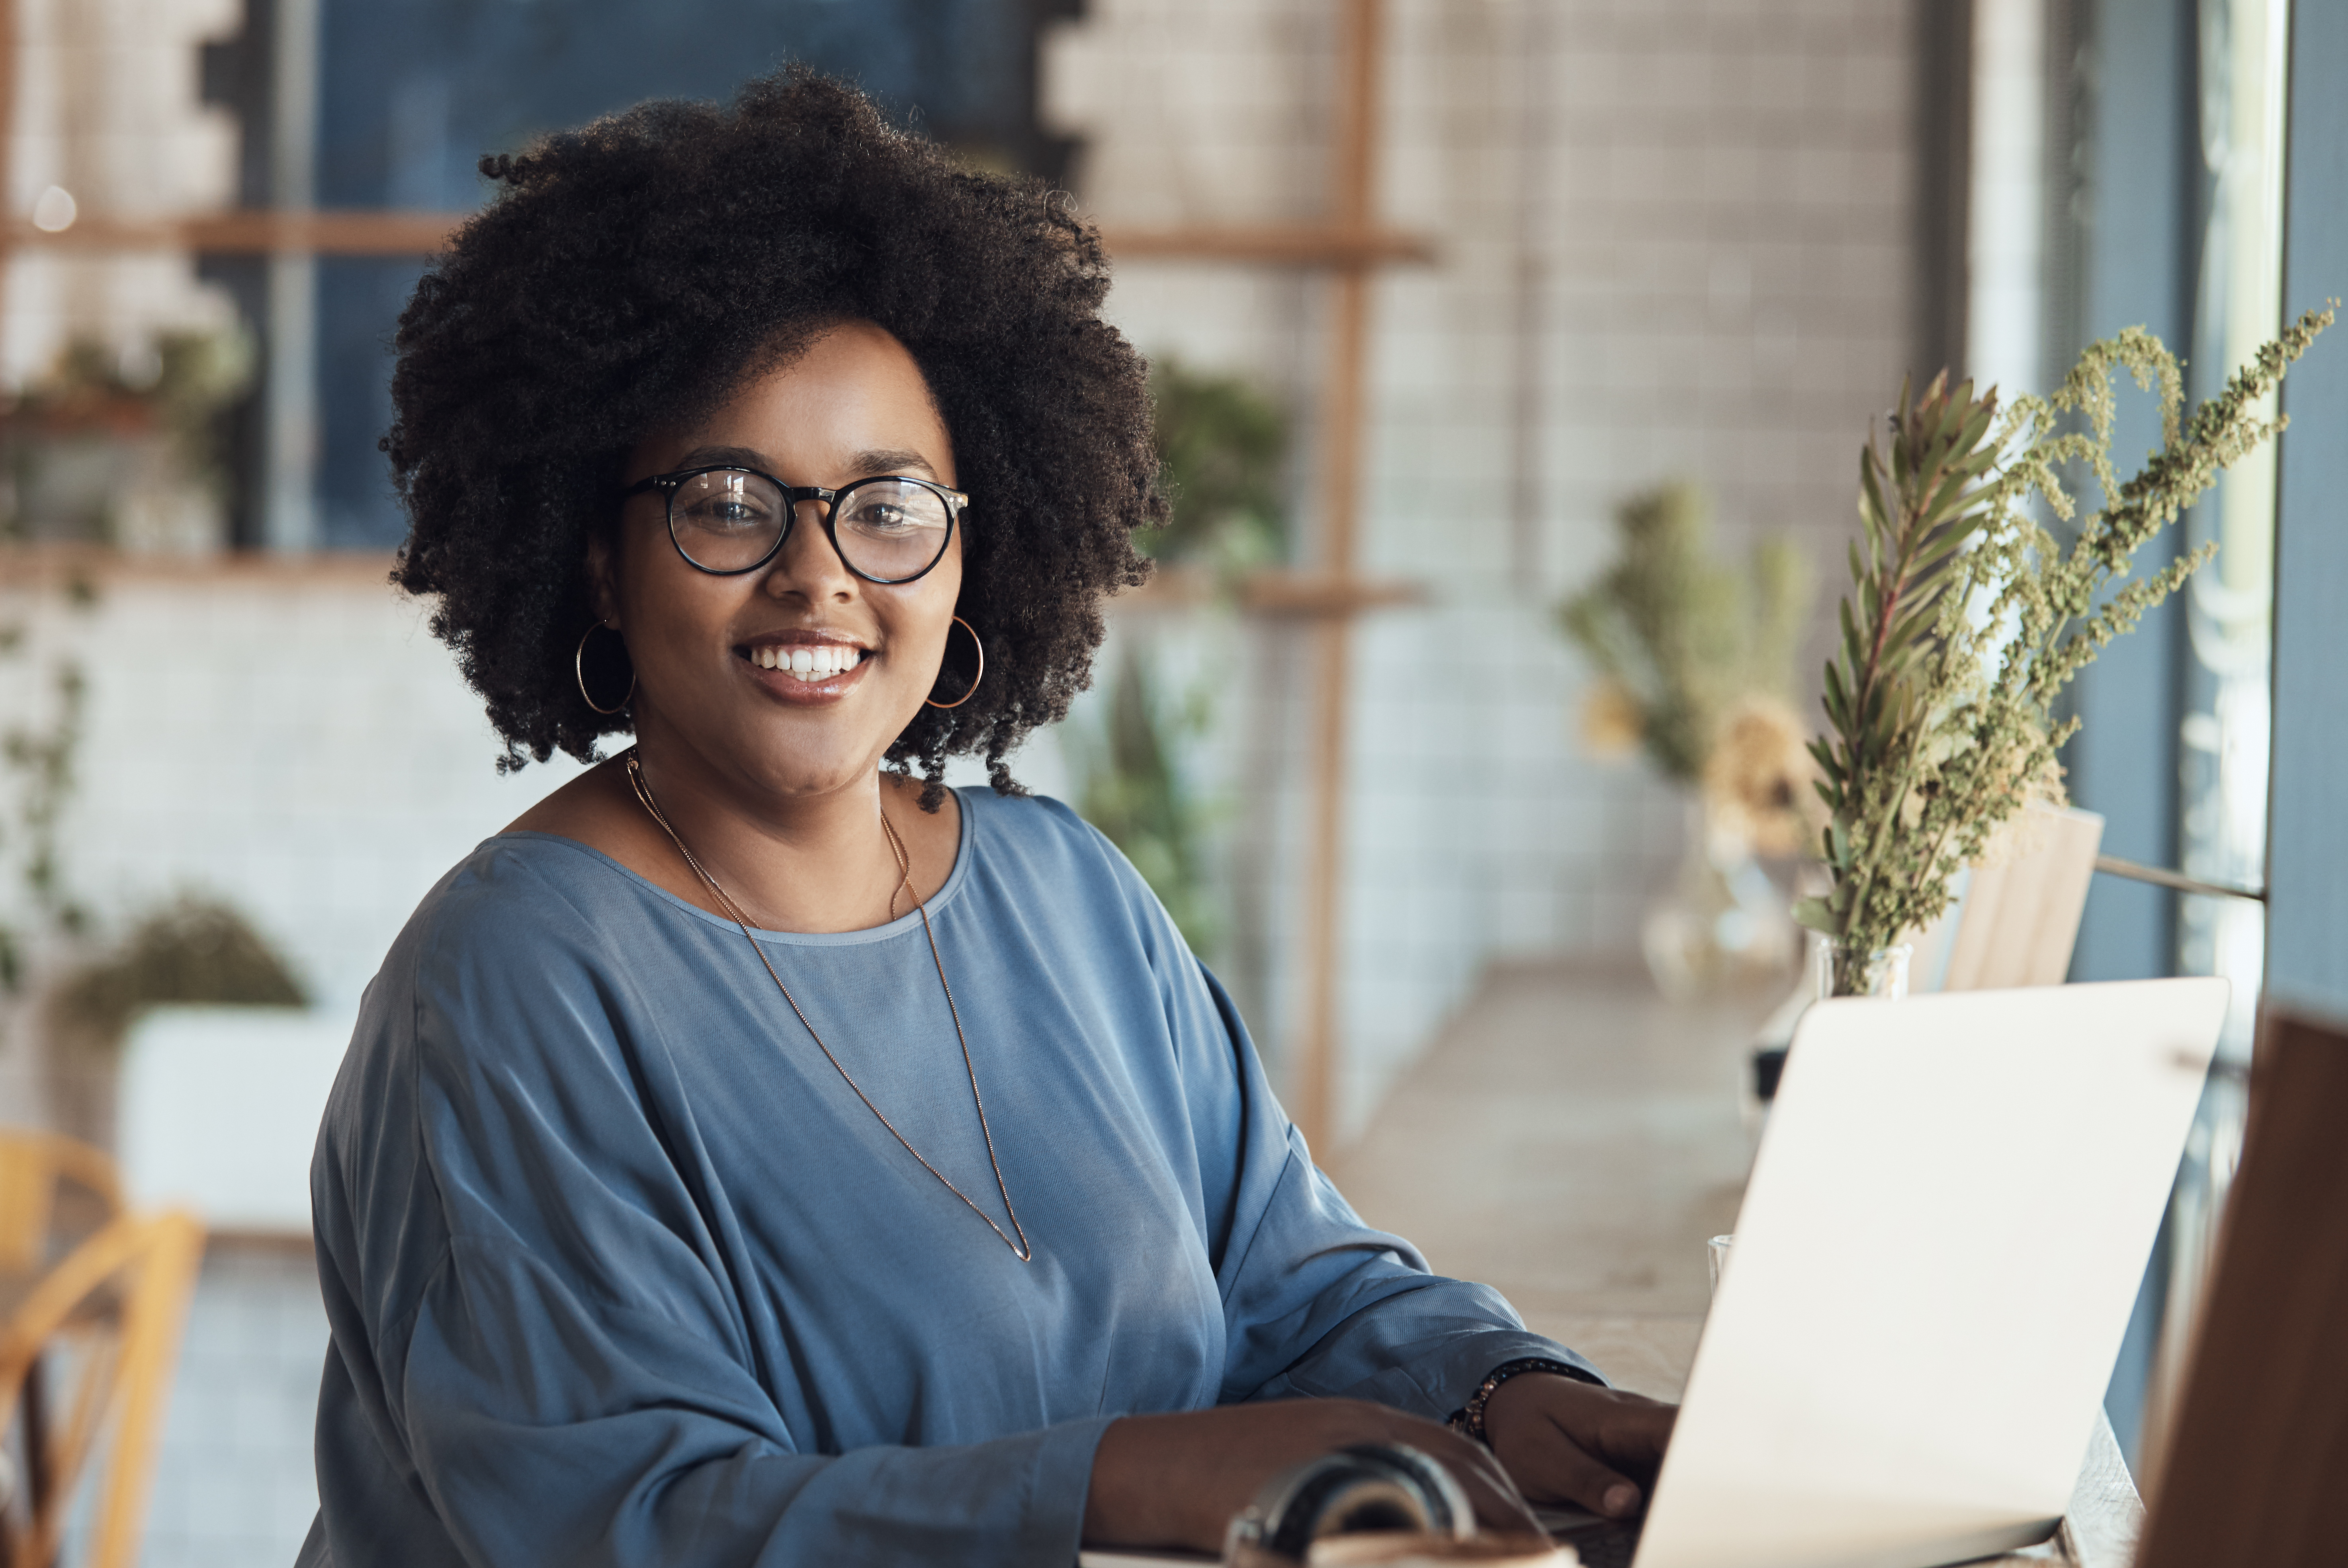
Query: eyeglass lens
668,469,952,580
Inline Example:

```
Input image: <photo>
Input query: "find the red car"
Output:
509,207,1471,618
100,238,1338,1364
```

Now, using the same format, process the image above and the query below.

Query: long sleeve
1187,967,1602,1419
1042,812,1601,1423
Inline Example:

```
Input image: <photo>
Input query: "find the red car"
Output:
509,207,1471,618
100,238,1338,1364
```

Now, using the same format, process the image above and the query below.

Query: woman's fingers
1494,1405,1647,1516
1480,1374,1681,1516
1588,1396,1676,1474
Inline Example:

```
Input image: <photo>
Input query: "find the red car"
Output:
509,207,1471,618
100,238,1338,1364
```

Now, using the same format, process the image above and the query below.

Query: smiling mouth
740,641,868,686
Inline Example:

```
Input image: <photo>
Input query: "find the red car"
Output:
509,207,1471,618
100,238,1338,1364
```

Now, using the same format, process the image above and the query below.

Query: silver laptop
1613,976,2225,1568
1083,978,2225,1568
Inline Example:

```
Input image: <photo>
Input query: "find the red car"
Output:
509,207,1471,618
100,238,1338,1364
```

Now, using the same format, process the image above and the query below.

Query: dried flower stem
1797,305,2334,977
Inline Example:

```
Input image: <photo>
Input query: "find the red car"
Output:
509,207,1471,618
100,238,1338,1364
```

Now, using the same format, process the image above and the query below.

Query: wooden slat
1113,565,1421,617
0,0,16,330
1240,572,1421,618
1289,0,1387,1154
1100,225,1432,267
6,210,1434,268
4,209,465,256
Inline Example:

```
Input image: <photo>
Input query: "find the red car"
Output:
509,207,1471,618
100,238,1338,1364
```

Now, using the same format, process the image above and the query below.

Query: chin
738,732,894,800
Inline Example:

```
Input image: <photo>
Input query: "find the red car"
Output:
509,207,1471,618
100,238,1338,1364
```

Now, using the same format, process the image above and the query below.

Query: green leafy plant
1075,647,1222,960
1799,306,2333,987
47,895,308,1057
1144,357,1289,572
0,572,98,993
1558,480,1811,784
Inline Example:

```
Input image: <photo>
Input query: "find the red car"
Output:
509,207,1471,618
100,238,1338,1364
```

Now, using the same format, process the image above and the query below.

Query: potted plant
2,329,252,551
43,896,307,1148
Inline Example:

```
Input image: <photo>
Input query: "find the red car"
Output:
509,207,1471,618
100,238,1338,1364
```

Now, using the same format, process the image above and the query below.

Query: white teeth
753,644,861,679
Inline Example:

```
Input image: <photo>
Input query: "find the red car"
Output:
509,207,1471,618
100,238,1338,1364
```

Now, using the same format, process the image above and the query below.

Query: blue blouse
300,788,1589,1567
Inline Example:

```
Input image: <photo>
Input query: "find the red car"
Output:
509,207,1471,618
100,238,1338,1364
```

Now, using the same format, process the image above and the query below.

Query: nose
761,499,857,603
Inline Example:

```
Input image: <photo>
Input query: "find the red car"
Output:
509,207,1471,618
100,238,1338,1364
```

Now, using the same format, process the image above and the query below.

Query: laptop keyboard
1550,1517,1642,1568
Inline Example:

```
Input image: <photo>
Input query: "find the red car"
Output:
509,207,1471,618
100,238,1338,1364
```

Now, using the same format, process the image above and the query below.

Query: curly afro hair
385,68,1161,805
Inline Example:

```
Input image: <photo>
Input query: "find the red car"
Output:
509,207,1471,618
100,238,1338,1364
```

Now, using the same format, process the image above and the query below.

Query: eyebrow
673,445,940,482
846,448,939,480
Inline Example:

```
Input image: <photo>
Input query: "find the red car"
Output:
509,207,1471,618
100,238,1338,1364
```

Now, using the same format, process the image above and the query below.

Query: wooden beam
1241,571,1419,617
6,210,1435,269
0,0,16,340
4,209,465,256
1291,0,1386,1155
1113,565,1421,616
1101,224,1432,267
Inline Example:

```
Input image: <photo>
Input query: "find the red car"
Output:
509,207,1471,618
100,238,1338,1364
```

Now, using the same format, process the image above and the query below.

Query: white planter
117,1005,356,1236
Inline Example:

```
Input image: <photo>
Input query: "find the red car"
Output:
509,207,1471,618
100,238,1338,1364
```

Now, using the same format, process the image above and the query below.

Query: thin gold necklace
625,751,1033,1263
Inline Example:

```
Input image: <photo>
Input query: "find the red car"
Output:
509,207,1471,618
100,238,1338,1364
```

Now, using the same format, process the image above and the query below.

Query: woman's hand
1083,1399,1544,1552
1480,1374,1677,1520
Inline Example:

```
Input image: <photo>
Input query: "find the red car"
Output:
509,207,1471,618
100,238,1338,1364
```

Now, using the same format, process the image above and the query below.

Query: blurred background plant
1558,480,1811,790
1560,478,1821,856
1705,696,1828,860
0,572,98,993
1139,356,1290,577
1071,354,1297,968
1,327,254,552
49,894,308,1056
1074,649,1223,962
1560,481,1817,997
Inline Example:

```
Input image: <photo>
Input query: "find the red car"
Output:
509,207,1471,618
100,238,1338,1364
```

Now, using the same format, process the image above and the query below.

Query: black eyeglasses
620,465,967,583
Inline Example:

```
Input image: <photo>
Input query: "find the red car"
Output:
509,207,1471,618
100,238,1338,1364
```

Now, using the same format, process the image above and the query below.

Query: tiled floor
1327,960,1773,1403
141,1244,326,1568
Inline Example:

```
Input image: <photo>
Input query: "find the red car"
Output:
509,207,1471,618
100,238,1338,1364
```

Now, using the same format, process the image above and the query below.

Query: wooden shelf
1239,569,1423,616
1099,224,1435,268
7,212,1437,270
1113,564,1423,617
7,210,463,256
0,543,400,590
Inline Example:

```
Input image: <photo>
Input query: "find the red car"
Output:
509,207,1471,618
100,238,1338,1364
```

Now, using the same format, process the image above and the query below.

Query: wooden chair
0,1210,205,1568
2133,1004,2348,1568
0,1133,122,1284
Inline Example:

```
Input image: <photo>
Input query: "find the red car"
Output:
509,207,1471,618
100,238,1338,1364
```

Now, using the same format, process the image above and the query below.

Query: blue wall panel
2267,0,2348,1027
2065,0,2194,986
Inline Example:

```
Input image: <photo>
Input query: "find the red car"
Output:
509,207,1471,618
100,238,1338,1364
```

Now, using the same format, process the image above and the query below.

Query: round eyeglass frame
620,465,968,584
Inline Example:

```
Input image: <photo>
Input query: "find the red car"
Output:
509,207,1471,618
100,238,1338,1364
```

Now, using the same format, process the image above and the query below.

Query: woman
303,70,1672,1568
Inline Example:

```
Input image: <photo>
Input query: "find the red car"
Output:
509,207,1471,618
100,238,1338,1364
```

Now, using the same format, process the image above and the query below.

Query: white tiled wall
1047,0,1914,1133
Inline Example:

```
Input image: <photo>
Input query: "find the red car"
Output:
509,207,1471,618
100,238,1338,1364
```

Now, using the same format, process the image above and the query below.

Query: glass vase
1808,931,1913,1000
1640,797,1797,1001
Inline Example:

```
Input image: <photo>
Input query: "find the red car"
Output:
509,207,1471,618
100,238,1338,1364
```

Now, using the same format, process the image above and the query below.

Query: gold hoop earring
576,622,635,716
926,616,985,710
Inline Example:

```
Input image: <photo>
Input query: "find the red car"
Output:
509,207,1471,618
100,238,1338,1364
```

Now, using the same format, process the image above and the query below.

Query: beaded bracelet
1446,1357,1595,1445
